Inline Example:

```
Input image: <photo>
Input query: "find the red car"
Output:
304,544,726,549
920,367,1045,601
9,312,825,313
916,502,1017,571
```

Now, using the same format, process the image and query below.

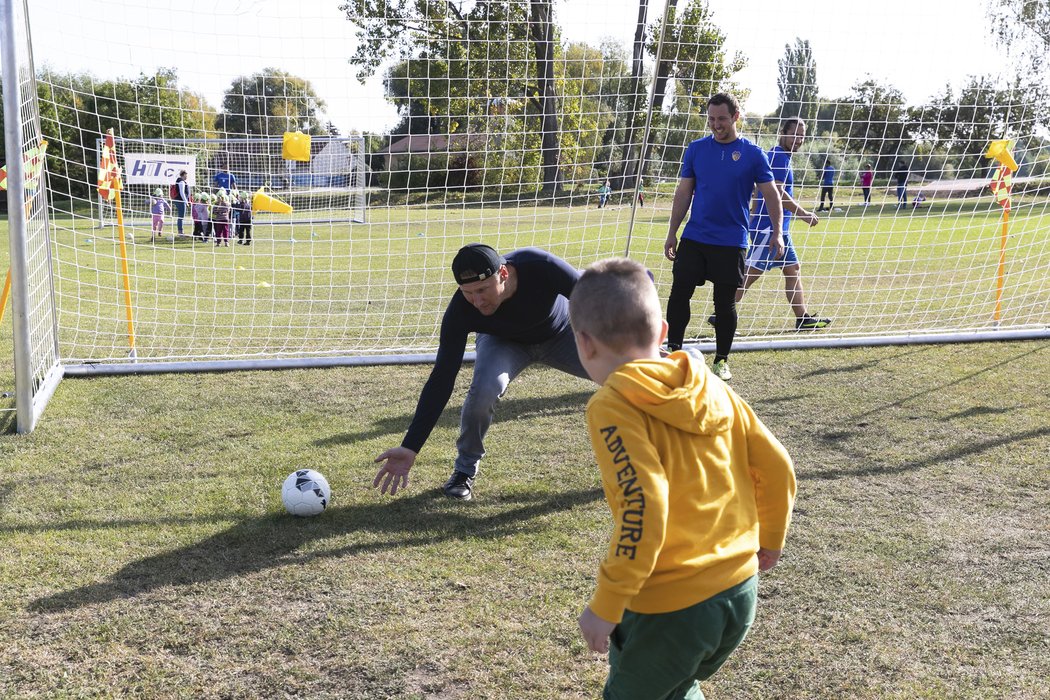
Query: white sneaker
712,359,732,381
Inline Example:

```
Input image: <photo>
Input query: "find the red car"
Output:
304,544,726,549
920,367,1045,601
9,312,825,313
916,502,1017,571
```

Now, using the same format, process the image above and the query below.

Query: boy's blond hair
570,258,662,353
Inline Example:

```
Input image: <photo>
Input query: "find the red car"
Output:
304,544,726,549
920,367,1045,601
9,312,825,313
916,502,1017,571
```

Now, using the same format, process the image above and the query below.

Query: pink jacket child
191,199,209,240
859,166,875,205
151,189,171,238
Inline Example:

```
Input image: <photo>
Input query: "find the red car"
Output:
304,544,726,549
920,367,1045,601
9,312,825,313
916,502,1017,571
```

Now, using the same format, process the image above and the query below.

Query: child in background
860,163,874,206
150,188,170,241
212,192,232,247
235,193,253,245
202,193,214,241
568,257,796,700
229,189,241,234
191,195,208,241
597,180,612,209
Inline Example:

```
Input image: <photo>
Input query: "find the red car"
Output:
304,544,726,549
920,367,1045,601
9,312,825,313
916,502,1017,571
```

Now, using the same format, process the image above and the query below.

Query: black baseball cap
451,243,505,285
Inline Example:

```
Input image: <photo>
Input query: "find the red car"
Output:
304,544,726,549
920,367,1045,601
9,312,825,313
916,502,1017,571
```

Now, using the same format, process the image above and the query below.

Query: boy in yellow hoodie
569,257,796,700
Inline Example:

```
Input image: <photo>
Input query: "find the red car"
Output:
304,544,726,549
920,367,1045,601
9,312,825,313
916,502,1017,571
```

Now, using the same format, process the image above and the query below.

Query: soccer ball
281,469,332,517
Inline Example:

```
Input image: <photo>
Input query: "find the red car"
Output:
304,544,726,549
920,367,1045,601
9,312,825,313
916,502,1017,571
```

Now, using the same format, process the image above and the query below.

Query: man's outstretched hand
373,446,417,495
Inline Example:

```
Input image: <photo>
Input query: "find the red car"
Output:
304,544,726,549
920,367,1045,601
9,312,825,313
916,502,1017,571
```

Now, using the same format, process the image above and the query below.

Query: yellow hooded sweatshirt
585,350,796,624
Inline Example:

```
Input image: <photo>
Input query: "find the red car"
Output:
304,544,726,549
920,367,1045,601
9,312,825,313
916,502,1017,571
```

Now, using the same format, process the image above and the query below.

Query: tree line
0,67,331,202
2,0,1047,204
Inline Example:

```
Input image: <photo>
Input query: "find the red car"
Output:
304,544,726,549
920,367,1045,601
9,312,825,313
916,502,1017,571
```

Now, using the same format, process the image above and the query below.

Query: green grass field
1,193,1049,697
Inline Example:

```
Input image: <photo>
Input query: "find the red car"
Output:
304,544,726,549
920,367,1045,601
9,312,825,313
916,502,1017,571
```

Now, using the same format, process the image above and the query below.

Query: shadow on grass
848,342,1048,423
806,425,1050,481
941,405,1017,420
0,408,16,435
0,512,247,535
750,393,815,408
29,486,603,613
797,345,931,381
314,389,593,447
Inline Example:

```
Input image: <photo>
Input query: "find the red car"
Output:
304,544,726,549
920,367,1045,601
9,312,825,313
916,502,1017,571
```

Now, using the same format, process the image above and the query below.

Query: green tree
830,79,911,173
219,69,327,136
341,0,567,197
988,0,1050,67
647,0,747,178
589,39,637,182
528,0,565,194
911,75,1049,177
556,42,616,187
29,67,215,201
777,38,818,122
607,0,653,190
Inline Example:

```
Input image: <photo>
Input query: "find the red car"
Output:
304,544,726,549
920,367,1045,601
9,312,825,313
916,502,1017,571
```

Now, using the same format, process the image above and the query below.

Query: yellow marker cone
985,139,1018,172
252,187,293,214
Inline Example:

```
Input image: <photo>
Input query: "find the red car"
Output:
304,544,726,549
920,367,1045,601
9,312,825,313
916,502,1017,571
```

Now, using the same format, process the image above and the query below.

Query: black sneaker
707,314,717,328
442,470,475,501
796,314,832,330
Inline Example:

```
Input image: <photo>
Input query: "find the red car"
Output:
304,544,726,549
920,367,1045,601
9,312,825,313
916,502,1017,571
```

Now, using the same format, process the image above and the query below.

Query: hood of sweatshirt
603,350,733,436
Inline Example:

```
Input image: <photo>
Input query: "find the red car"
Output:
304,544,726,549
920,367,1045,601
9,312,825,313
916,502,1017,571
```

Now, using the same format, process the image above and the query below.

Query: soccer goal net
3,0,1050,431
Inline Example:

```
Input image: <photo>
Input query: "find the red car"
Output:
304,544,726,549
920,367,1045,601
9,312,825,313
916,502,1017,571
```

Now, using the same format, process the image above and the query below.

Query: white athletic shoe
712,359,732,381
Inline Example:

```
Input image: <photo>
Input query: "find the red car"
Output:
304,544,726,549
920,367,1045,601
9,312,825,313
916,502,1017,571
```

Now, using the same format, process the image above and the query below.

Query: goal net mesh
4,0,1049,374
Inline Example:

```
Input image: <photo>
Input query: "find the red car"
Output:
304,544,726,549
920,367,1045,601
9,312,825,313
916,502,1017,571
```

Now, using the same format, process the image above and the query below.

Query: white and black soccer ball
281,469,332,517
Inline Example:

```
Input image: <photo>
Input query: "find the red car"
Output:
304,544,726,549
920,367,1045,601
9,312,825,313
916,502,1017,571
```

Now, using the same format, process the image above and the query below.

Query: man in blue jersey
708,118,831,331
373,244,589,501
213,166,237,194
664,93,784,381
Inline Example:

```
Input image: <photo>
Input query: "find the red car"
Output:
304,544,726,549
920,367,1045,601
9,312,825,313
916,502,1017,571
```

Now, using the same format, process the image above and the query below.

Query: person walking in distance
708,118,832,332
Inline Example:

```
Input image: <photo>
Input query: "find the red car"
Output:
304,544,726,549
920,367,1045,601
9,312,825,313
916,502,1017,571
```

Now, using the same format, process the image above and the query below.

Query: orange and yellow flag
990,165,1013,212
97,128,122,200
0,140,49,192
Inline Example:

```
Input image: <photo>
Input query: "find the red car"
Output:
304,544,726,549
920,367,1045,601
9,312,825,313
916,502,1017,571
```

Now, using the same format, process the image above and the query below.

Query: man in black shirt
373,244,589,500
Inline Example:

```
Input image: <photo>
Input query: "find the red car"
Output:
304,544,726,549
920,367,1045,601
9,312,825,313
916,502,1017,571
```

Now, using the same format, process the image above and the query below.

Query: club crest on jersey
732,151,742,161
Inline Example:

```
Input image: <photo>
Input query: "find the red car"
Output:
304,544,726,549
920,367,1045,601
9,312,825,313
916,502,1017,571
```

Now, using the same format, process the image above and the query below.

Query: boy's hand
757,548,782,571
578,607,616,654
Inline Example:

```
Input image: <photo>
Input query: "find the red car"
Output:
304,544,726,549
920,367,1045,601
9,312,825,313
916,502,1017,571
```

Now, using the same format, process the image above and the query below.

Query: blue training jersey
680,136,773,248
750,145,793,234
214,171,236,192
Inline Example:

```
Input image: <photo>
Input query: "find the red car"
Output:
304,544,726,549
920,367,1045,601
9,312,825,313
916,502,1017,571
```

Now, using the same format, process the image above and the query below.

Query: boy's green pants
603,575,757,700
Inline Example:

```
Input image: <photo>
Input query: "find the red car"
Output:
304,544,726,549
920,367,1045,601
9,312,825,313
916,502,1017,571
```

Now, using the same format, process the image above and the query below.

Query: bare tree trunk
636,0,678,180
615,0,649,189
529,0,564,197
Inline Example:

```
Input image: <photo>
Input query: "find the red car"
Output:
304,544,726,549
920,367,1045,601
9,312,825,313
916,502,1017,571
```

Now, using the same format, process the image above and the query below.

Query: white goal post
3,0,1050,433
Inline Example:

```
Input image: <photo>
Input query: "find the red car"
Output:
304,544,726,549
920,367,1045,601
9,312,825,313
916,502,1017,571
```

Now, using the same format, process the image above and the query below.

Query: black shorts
672,238,745,287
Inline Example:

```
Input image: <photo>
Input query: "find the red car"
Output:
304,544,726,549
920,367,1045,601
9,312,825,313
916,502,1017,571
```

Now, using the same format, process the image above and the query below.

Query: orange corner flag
0,140,49,192
97,128,122,200
990,165,1013,212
